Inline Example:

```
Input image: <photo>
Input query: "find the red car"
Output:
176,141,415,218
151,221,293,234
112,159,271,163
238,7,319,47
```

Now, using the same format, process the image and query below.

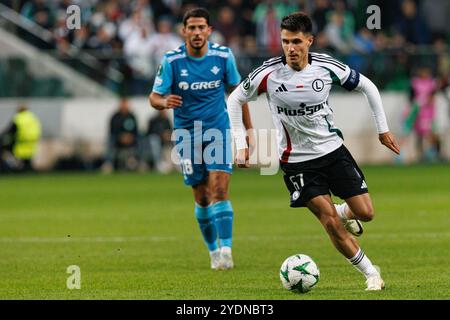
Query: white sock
334,203,348,222
348,248,379,279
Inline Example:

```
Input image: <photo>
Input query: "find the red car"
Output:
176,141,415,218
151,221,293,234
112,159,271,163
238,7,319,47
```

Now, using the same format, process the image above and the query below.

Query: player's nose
194,27,202,35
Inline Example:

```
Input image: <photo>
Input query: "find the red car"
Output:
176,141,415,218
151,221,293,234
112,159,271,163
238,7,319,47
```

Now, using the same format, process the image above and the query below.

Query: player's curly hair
183,7,210,26
280,12,313,34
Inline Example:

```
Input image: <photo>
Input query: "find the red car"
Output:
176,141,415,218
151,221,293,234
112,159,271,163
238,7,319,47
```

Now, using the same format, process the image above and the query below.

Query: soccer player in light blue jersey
149,8,253,270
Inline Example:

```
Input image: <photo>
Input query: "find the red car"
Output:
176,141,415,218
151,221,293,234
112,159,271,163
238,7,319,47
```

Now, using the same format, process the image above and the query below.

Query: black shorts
281,145,368,208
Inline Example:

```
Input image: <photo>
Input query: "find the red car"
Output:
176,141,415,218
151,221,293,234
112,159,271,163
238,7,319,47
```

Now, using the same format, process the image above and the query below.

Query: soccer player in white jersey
227,12,400,290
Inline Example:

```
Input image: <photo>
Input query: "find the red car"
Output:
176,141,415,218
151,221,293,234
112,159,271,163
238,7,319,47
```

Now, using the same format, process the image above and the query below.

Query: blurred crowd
1,1,449,170
101,97,174,174
0,99,175,173
2,0,449,95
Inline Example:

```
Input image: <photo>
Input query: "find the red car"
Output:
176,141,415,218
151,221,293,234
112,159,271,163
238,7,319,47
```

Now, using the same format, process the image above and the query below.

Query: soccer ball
279,254,320,293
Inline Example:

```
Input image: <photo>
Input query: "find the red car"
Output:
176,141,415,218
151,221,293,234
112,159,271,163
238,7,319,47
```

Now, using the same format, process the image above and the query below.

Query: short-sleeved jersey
235,52,360,163
152,42,241,130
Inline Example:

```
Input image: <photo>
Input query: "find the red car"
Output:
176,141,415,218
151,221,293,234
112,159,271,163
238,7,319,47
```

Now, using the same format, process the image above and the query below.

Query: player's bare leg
344,194,374,222
208,171,234,269
193,181,210,206
307,195,359,257
334,193,373,237
208,171,230,203
307,195,384,290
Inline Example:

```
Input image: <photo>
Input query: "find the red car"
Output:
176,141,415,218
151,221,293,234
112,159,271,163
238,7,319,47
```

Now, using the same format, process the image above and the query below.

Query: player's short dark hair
183,7,210,26
280,12,313,34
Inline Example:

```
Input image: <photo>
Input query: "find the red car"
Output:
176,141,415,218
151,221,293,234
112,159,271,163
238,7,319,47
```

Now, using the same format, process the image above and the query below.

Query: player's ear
307,34,314,47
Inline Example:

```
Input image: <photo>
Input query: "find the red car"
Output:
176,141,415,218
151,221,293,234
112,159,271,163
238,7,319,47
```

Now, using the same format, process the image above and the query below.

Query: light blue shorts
174,126,233,186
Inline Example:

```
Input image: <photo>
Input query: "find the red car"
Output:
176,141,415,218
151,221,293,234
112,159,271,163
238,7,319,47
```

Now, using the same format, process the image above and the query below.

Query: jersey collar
184,41,211,61
285,62,311,74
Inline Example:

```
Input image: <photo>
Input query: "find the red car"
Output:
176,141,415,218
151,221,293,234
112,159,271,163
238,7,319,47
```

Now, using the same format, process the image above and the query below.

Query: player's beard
287,52,307,71
190,37,206,50
287,54,300,70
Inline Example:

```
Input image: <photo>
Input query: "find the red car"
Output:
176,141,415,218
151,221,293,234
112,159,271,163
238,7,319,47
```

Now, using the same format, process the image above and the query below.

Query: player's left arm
316,53,400,155
354,74,400,155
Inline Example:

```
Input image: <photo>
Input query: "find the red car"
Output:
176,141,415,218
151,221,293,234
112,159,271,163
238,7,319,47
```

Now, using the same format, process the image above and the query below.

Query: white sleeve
355,74,390,134
310,52,360,90
228,86,249,150
227,61,279,150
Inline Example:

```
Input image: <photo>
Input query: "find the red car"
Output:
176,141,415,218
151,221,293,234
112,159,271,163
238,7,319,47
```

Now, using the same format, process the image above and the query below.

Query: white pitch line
238,232,450,240
0,236,178,243
0,232,448,243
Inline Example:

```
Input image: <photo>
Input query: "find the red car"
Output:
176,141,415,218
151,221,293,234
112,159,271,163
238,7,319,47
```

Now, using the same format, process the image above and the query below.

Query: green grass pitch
0,165,449,299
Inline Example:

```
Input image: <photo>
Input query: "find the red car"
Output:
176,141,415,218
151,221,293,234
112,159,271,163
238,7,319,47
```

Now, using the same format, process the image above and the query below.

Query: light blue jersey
152,42,241,131
153,41,238,253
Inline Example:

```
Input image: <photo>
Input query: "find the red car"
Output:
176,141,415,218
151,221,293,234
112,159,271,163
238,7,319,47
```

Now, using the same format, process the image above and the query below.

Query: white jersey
234,52,362,163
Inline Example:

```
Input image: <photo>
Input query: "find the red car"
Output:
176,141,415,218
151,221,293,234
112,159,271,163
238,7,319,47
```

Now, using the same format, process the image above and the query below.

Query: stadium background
0,0,449,168
0,0,449,300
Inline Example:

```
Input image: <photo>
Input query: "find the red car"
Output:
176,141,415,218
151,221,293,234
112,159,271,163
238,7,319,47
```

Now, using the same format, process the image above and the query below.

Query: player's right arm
149,92,183,110
228,82,252,168
228,61,277,167
148,56,183,110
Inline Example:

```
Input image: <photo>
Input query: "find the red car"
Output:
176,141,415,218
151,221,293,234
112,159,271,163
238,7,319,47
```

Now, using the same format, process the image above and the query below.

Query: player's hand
246,129,256,158
164,95,183,109
379,131,400,155
235,148,250,168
